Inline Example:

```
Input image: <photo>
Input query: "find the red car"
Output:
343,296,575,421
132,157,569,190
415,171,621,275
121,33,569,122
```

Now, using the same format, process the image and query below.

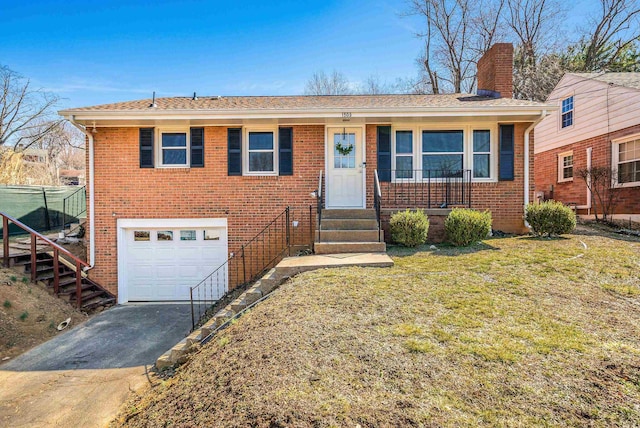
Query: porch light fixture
310,190,317,198
292,220,299,228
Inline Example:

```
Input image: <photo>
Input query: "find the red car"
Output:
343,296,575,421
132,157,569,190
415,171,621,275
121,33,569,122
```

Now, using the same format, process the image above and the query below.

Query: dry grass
113,225,640,427
0,267,88,362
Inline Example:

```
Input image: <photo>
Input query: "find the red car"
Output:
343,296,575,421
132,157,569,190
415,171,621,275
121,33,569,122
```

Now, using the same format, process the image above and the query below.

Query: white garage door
118,219,228,302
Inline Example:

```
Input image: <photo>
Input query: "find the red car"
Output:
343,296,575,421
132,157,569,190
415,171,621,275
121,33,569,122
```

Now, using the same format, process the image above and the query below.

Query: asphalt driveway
0,304,192,427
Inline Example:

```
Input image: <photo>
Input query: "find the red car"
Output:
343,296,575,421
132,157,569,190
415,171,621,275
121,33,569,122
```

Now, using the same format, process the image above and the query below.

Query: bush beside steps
445,208,492,247
390,209,429,247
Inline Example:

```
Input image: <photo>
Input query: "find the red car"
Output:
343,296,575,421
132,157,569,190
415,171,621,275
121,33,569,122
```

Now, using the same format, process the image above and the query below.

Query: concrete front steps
156,252,393,369
315,209,385,254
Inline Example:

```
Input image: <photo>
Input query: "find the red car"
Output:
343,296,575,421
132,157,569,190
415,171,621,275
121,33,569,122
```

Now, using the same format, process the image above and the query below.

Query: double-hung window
558,151,574,182
422,130,464,178
160,132,188,166
248,131,275,173
472,130,491,178
561,96,574,128
395,130,413,179
616,137,640,185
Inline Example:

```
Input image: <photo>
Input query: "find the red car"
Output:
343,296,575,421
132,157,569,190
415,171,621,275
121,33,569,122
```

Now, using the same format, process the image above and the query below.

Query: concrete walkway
579,213,640,227
0,304,191,427
277,252,394,269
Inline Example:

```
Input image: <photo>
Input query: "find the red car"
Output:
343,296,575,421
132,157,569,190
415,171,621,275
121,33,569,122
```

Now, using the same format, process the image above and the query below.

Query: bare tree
577,166,621,222
360,75,389,95
505,0,566,100
579,0,640,70
506,0,561,65
410,0,506,94
0,65,61,149
514,50,565,101
303,71,352,95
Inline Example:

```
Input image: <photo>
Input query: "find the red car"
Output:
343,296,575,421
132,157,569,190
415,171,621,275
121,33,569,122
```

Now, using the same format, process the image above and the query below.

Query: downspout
575,147,592,213
524,111,548,229
66,116,95,268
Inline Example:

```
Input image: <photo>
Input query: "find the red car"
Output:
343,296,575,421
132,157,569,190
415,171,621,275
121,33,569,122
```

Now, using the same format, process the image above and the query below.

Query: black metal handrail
376,169,472,209
62,186,86,231
316,170,324,243
189,205,314,330
374,170,382,242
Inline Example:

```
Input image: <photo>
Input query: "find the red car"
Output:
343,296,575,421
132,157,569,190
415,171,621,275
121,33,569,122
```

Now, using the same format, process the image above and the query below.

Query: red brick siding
87,122,534,296
365,123,533,234
535,123,640,213
87,125,324,295
477,43,514,98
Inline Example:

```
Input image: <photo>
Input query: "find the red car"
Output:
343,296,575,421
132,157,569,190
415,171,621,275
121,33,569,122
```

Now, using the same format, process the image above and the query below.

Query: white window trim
391,128,416,180
389,124,498,183
560,94,575,130
470,127,496,182
243,127,278,176
612,133,640,188
156,127,190,168
557,150,574,183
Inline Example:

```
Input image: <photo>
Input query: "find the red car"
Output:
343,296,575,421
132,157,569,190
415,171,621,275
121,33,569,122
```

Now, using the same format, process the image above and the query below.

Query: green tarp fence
0,185,86,236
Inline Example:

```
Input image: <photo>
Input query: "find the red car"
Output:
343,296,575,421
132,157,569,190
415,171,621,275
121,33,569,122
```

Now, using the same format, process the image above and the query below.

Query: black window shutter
278,127,293,176
499,124,515,181
228,128,242,176
139,128,154,168
190,128,204,167
377,126,391,182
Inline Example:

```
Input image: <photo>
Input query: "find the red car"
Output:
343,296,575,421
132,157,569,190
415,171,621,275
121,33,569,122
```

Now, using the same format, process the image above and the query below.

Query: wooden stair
315,209,386,254
8,253,115,312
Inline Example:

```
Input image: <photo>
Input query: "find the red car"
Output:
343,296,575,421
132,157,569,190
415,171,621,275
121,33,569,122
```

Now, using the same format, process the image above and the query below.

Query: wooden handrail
2,211,89,308
1,212,89,269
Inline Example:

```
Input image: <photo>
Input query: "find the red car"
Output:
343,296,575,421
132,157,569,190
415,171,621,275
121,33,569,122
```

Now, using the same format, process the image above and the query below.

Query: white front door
326,127,365,208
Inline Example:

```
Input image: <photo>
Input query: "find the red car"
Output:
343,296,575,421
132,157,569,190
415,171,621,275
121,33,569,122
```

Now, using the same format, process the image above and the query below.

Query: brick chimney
477,43,513,98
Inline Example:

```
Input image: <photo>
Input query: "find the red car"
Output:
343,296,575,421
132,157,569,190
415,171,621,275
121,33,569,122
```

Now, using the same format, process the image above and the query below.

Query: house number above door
341,112,352,119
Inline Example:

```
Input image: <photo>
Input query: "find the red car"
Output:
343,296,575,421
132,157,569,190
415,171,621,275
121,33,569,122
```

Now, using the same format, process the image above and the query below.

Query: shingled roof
569,72,640,91
61,93,549,113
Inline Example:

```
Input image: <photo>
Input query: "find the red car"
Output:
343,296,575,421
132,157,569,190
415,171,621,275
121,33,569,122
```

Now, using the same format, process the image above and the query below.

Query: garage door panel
122,224,228,302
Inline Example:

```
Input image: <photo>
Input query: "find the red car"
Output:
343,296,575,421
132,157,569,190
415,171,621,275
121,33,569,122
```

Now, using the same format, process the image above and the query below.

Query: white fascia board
61,106,556,123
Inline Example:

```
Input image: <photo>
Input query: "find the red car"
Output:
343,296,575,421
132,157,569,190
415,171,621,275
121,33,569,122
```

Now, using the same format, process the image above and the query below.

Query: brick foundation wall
535,123,640,214
381,209,449,243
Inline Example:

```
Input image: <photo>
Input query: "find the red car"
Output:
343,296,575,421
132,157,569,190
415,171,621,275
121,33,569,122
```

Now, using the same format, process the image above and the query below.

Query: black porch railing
374,170,382,242
190,205,314,330
316,170,324,243
376,169,472,209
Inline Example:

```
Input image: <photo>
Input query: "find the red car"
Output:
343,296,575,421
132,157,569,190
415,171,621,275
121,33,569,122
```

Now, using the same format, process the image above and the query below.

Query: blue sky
1,0,593,109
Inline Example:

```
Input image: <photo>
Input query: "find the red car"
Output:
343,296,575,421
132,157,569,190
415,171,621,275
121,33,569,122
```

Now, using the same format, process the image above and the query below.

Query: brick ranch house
535,72,640,215
59,43,553,304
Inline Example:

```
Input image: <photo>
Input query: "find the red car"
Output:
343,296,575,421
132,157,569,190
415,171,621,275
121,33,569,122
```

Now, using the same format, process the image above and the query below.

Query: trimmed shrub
526,201,576,237
390,209,430,247
445,208,492,246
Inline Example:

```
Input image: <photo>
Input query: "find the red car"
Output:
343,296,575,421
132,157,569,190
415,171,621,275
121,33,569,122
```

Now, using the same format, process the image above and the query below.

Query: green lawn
114,225,640,427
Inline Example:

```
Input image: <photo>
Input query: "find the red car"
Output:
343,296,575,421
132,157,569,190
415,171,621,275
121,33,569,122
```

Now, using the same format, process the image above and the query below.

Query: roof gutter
524,111,548,228
60,105,555,122
66,116,95,268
